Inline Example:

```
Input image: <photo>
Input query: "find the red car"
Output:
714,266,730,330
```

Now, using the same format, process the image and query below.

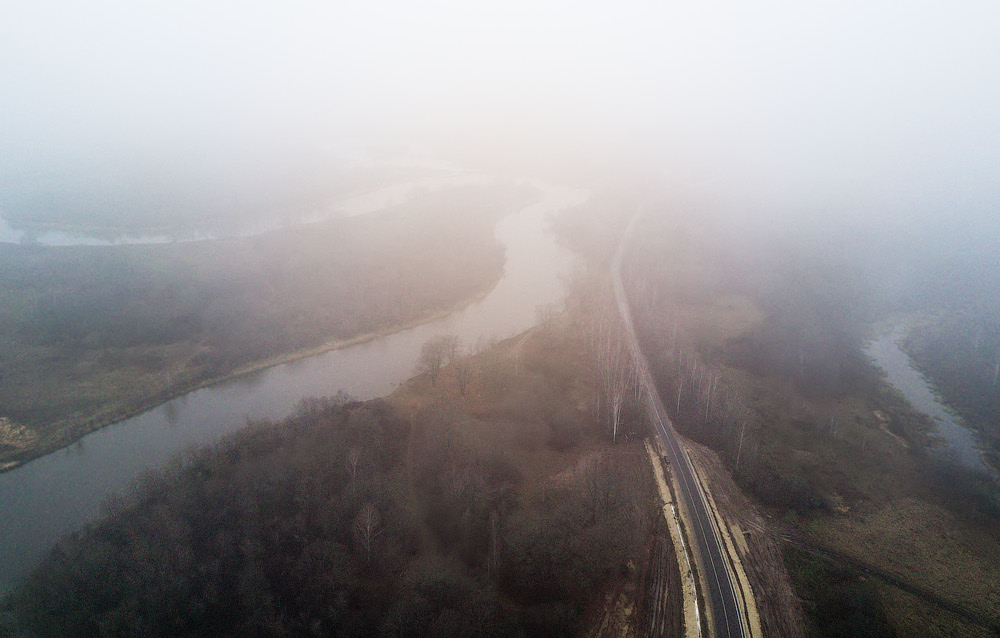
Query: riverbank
0,180,587,596
0,281,500,474
892,314,1000,474
0,183,534,473
2,310,659,636
866,319,996,474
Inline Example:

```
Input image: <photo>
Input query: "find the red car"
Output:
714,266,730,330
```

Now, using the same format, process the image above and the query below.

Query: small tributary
865,323,989,473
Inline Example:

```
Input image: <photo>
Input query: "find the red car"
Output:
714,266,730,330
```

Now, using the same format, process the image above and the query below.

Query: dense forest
1,321,657,637
0,184,533,467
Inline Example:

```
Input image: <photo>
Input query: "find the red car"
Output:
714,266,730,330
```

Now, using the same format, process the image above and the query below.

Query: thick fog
2,0,998,241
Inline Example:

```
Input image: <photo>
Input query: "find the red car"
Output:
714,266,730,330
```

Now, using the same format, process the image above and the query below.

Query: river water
0,180,587,594
865,324,989,473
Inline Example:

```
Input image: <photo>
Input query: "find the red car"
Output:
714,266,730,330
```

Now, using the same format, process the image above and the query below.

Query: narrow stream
0,181,588,594
866,323,989,473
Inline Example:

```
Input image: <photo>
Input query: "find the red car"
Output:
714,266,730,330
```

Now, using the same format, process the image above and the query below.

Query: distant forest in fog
0,153,414,239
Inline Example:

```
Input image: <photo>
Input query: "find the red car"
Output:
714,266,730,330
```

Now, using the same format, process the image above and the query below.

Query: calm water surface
866,324,989,472
0,181,587,593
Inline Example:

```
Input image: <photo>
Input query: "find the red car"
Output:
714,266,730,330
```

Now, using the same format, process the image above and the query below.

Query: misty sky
2,0,999,225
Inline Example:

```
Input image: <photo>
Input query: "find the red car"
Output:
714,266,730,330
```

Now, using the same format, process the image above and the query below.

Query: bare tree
474,335,492,354
735,420,750,471
626,271,774,482
441,334,461,365
586,295,641,442
581,454,632,524
352,502,382,563
454,353,473,396
482,351,511,396
345,447,360,487
705,373,719,421
486,509,501,579
416,335,454,386
607,338,639,442
535,302,557,331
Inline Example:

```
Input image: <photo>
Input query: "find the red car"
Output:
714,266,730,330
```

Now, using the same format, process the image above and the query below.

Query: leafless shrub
353,502,382,563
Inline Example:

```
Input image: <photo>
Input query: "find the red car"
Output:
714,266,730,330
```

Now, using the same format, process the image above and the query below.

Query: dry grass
809,498,1000,617
877,583,996,638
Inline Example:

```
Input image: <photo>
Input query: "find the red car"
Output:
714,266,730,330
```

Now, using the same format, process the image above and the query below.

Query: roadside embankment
645,438,701,638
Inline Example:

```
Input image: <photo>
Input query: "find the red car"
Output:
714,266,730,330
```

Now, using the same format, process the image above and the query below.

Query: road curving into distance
612,205,748,638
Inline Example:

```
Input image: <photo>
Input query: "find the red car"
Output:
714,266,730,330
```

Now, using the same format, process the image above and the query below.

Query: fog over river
0,178,587,594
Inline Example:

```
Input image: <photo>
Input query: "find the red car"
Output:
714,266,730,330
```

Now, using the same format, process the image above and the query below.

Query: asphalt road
612,207,747,638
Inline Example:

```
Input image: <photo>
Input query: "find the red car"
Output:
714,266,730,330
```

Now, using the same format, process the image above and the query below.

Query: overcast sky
2,0,999,222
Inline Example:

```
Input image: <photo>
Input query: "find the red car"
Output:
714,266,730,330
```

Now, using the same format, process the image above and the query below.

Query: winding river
866,324,989,473
0,179,588,594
